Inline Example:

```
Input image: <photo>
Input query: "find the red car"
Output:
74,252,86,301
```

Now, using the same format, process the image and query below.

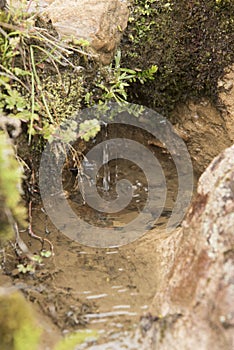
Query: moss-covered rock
121,0,234,114
0,130,26,243
0,289,41,350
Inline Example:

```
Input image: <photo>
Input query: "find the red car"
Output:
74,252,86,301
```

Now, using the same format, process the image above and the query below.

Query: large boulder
139,144,234,349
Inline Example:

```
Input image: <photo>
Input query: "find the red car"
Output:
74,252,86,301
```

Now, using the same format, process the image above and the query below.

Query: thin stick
28,201,54,254
28,61,35,144
5,208,33,260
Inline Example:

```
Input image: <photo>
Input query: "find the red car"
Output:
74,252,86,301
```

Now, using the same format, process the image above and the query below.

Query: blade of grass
0,66,31,92
30,45,53,123
28,65,35,145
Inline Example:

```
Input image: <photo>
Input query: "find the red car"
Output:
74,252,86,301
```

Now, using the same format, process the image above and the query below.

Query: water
102,142,110,193
50,123,181,346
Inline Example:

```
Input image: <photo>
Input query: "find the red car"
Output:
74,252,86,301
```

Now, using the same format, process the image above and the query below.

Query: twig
0,67,31,93
34,28,95,58
5,208,34,260
13,221,34,260
28,200,54,254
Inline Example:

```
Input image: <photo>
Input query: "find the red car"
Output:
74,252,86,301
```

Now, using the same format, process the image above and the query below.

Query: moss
0,290,41,350
0,131,26,243
121,0,234,115
54,330,98,350
40,71,84,121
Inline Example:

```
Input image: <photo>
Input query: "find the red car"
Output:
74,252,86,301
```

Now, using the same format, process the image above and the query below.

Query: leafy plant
123,0,234,113
79,119,101,141
0,288,97,350
17,263,35,274
17,250,52,274
40,249,52,258
95,50,157,104
0,4,88,143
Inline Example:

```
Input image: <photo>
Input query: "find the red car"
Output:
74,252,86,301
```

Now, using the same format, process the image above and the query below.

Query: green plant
122,0,234,113
79,119,101,141
0,5,88,143
40,249,52,258
95,50,157,104
0,130,26,242
128,0,160,44
0,288,97,350
0,290,41,350
17,250,52,274
17,263,36,274
54,330,98,350
135,64,158,84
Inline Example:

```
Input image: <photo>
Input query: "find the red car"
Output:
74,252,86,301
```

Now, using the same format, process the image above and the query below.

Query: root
28,201,54,254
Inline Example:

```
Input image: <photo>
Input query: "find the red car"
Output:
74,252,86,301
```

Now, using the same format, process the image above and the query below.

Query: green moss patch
122,0,234,114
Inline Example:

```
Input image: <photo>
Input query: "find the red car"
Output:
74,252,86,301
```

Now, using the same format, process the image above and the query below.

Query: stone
44,0,129,65
7,0,129,64
0,0,6,9
139,145,234,349
218,65,234,142
172,99,232,174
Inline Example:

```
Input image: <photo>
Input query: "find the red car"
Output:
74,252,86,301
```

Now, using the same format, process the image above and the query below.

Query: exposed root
28,200,54,254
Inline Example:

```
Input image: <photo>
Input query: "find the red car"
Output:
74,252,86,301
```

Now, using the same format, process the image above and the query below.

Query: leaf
114,49,121,69
31,255,43,264
14,67,31,76
79,119,101,141
17,264,27,273
11,111,38,122
40,250,52,258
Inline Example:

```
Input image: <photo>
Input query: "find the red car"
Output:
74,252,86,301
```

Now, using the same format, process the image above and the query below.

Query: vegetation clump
122,0,234,114
0,130,25,242
0,288,96,350
0,290,41,350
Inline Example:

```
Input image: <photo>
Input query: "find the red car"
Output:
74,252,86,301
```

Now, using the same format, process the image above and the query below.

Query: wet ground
1,123,192,349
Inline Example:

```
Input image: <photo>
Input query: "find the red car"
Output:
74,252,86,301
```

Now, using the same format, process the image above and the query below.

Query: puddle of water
26,203,167,343
63,124,178,235
19,124,196,348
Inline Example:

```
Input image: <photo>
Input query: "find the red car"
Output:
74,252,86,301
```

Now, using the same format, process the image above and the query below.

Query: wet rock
44,0,129,65
140,145,234,349
172,99,232,174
